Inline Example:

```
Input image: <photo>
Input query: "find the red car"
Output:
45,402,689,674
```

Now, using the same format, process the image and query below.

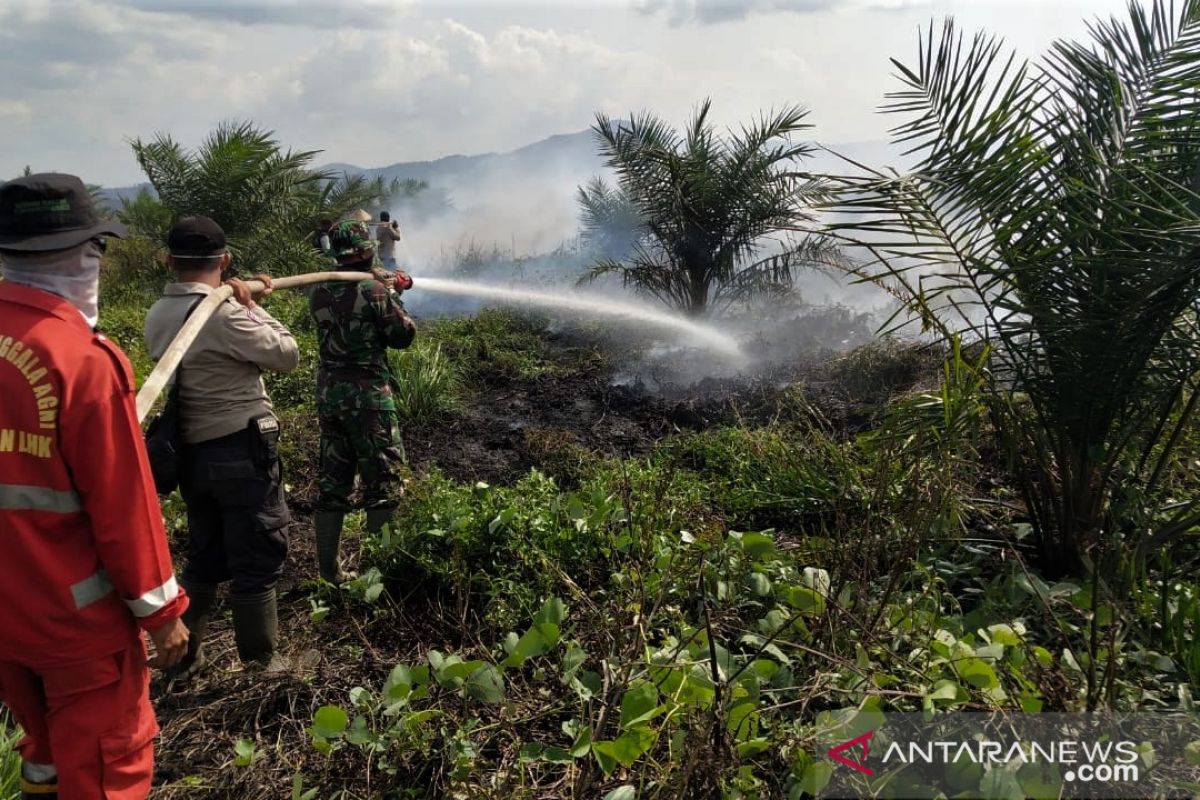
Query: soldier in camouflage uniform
308,220,417,583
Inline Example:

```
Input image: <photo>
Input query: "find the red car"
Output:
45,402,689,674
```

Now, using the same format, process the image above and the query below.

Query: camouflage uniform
308,222,417,513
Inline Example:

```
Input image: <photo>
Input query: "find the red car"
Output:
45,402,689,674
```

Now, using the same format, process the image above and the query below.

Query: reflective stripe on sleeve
70,570,114,609
0,484,81,513
125,575,179,618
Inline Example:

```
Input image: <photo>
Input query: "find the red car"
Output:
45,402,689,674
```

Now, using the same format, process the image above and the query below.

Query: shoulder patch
92,334,135,393
216,297,267,328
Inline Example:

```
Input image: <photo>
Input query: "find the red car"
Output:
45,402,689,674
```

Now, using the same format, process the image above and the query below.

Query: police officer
308,220,416,583
145,216,298,674
0,173,189,799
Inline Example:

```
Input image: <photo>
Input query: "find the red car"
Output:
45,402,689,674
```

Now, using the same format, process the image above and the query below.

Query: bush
368,470,582,629
261,291,319,412
100,236,171,309
388,340,463,424
367,457,718,631
825,338,939,405
522,427,594,487
0,711,20,800
667,422,863,533
429,310,561,382
98,300,155,386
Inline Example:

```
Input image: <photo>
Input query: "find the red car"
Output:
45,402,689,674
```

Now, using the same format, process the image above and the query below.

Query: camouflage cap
329,220,377,258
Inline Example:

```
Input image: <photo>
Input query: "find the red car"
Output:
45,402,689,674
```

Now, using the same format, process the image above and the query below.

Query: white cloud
633,0,841,25
0,99,33,121
762,47,813,78
0,0,1134,188
118,0,412,29
631,0,934,25
246,18,661,170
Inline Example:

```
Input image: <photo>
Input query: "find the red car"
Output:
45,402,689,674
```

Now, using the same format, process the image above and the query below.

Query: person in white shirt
375,211,402,269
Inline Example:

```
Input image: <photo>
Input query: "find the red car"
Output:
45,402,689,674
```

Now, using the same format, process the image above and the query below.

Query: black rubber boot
19,762,57,799
365,507,395,535
19,780,57,799
314,511,356,584
168,579,218,682
230,589,284,671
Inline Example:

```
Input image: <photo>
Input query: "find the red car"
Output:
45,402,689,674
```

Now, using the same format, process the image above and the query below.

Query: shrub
100,236,171,308
97,300,155,386
522,427,594,487
830,4,1200,588
388,341,463,424
367,470,579,629
668,422,867,534
825,338,939,406
261,291,319,412
429,310,561,382
0,711,18,800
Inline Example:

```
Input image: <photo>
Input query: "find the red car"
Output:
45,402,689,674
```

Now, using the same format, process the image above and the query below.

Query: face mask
1,240,103,327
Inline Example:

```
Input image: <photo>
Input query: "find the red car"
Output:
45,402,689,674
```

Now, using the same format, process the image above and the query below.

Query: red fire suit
0,281,188,798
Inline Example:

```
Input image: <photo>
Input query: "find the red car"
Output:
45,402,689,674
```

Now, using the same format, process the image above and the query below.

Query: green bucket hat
328,220,377,258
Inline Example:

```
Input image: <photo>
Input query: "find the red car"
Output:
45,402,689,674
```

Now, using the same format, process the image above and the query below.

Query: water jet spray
409,275,742,359
136,271,741,423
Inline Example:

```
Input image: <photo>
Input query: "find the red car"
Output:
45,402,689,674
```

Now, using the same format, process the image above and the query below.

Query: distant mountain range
100,130,898,213
325,130,601,188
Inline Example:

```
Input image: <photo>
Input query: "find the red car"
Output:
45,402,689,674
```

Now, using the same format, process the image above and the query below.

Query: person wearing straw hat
144,215,298,679
0,172,190,800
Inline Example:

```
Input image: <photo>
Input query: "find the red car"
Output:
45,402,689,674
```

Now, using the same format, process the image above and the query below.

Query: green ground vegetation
4,4,1200,798
2,235,1196,798
303,333,1200,798
76,245,1200,797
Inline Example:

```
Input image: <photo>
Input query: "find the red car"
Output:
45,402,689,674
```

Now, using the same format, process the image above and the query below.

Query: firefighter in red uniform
0,173,190,799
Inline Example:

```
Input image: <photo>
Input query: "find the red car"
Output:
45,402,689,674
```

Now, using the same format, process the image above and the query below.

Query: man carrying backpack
145,215,298,677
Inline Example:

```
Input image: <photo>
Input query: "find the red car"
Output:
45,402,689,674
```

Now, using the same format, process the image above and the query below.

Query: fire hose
134,271,374,423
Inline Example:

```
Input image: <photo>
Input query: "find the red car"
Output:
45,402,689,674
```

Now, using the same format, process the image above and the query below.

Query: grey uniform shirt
145,282,299,444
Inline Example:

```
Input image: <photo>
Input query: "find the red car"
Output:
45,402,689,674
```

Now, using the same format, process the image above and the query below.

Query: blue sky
0,0,1129,186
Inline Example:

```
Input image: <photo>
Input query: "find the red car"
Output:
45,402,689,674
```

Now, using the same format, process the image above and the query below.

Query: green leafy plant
0,711,20,800
581,100,844,314
829,4,1200,585
232,738,260,768
388,341,463,424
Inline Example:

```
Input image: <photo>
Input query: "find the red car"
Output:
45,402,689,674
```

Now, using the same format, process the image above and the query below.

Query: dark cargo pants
179,428,290,595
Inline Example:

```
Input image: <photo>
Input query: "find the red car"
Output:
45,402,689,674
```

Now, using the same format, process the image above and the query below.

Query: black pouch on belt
248,414,281,466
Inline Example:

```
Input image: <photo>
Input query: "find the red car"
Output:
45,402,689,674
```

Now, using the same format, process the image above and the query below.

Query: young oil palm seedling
829,1,1200,579
580,100,844,314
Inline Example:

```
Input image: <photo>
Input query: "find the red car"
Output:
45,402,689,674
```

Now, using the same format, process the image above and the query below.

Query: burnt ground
282,325,929,501
149,326,944,798
403,369,793,486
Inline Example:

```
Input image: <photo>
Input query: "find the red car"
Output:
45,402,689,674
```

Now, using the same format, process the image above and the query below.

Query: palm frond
826,0,1200,572
128,120,422,276
583,102,838,313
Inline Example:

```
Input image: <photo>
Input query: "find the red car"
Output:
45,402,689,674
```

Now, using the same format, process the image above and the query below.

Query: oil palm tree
125,120,420,275
830,2,1200,578
581,100,843,315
